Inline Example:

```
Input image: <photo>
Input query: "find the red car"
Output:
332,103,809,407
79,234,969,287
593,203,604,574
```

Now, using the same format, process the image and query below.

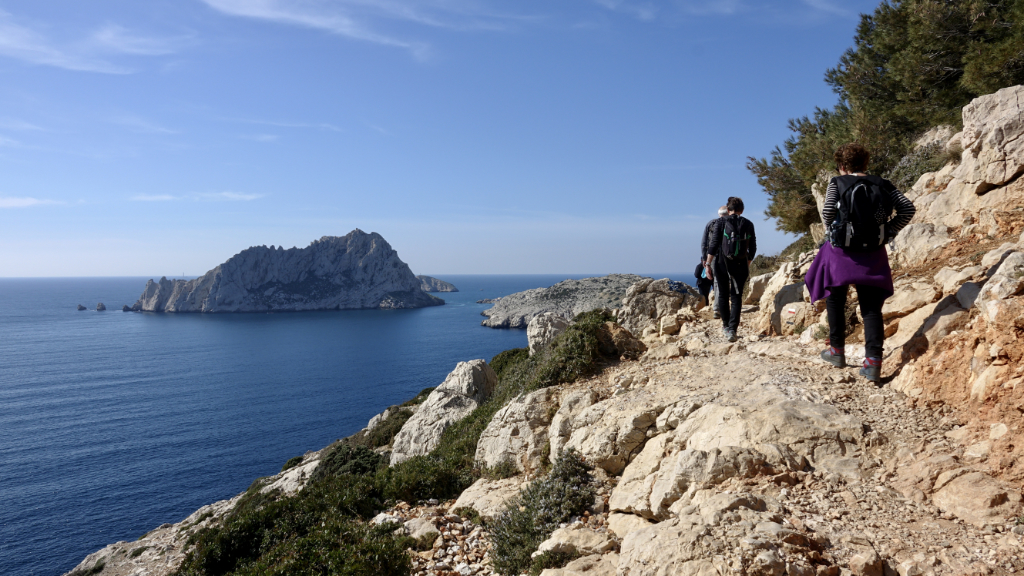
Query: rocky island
480,273,646,328
417,276,459,293
130,230,444,313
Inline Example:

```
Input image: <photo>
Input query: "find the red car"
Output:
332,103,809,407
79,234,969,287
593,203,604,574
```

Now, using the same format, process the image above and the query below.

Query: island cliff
131,230,444,312
417,275,459,293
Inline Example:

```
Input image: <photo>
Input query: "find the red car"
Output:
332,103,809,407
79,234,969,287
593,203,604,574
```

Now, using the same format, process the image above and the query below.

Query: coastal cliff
67,87,1024,576
131,230,443,313
480,274,647,328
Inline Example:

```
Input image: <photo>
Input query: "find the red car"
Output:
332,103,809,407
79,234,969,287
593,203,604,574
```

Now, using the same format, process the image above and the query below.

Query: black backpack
827,175,893,251
720,215,749,260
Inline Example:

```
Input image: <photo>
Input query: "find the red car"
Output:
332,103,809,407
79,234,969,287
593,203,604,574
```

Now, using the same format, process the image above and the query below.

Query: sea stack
131,230,445,313
417,276,459,293
96,303,106,311
77,304,86,311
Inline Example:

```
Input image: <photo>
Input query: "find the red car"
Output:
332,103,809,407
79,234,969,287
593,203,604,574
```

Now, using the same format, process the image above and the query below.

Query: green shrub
280,455,303,473
453,507,482,525
886,141,952,193
530,551,580,576
129,546,150,558
309,444,385,484
483,459,520,481
490,450,596,576
401,386,436,406
69,559,106,576
489,348,529,379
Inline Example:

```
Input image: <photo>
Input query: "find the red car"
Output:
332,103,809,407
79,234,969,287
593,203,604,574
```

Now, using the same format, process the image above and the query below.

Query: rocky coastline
418,276,459,293
66,87,1024,576
129,230,443,313
480,274,647,329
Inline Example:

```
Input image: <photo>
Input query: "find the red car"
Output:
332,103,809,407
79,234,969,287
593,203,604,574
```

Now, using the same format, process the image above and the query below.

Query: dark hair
834,143,870,172
727,197,744,213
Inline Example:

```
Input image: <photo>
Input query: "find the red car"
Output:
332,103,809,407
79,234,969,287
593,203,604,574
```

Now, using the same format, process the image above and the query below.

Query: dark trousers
826,284,887,359
714,258,749,332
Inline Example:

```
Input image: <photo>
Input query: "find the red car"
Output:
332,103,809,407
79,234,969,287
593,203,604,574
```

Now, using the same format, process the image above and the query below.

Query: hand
704,264,713,281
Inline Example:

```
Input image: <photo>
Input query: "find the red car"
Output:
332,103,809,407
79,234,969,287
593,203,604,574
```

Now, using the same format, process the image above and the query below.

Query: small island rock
416,275,459,292
77,304,86,311
130,230,444,313
96,303,106,311
122,305,132,312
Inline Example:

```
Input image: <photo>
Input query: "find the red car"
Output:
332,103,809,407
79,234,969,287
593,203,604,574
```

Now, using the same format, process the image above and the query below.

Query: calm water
0,273,688,576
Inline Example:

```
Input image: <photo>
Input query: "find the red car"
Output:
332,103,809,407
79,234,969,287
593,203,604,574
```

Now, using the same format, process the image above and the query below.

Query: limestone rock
596,322,647,360
475,388,556,474
76,304,86,311
757,281,806,335
617,278,703,337
121,304,131,312
562,393,667,474
536,525,615,556
549,390,599,462
539,553,619,576
977,252,1024,318
528,313,571,356
96,303,106,311
391,360,497,465
931,471,1023,527
416,275,458,292
607,513,654,539
452,477,525,522
744,272,773,305
882,281,940,320
645,342,684,361
404,517,441,541
886,296,968,363
891,224,952,269
132,230,444,312
954,85,1024,196
778,301,818,336
481,274,645,329
933,265,984,294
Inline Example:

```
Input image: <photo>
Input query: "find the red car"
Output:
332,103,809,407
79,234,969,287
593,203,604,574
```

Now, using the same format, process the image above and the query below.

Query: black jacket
708,214,757,262
701,218,721,261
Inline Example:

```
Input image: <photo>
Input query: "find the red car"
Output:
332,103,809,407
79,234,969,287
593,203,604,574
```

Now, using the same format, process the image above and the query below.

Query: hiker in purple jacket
805,143,915,383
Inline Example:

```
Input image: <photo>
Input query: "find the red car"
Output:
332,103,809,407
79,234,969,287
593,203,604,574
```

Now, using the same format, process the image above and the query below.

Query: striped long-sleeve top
822,175,916,239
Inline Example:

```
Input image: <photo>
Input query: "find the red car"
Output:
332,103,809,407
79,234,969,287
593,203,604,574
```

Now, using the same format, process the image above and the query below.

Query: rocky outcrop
475,388,556,475
96,303,106,311
616,278,703,338
481,274,645,328
76,304,86,311
390,360,497,465
417,276,459,292
451,477,527,522
131,230,443,313
527,313,571,356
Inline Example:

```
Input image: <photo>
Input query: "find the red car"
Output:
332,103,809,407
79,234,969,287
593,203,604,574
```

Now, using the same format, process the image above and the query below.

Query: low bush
529,551,580,576
280,455,303,473
309,444,386,483
489,450,596,576
482,459,520,481
886,141,958,193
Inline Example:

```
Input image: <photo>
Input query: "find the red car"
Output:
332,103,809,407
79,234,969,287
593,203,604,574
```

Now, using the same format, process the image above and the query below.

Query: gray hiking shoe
860,364,881,383
820,348,846,368
727,330,738,342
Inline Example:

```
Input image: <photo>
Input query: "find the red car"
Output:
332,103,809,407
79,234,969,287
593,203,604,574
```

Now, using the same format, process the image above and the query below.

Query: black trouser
714,258,748,332
826,284,887,359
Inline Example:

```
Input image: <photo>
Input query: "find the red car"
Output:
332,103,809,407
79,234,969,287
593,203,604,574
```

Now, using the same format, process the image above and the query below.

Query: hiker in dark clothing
805,143,915,383
705,197,756,342
698,206,728,309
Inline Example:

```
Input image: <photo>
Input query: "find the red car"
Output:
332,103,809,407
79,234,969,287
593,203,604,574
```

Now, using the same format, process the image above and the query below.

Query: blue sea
0,274,682,576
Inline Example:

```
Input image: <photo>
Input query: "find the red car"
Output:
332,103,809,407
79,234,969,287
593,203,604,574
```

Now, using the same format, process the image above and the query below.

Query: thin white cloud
0,196,62,208
111,116,179,135
200,191,265,201
592,0,657,21
227,118,344,132
675,0,743,15
0,119,45,131
91,24,195,55
131,194,179,201
242,133,279,142
199,0,532,58
0,135,22,147
0,11,130,74
800,0,848,16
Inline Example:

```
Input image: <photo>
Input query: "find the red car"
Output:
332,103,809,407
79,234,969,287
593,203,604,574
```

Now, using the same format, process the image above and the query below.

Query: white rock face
882,281,940,320
527,313,571,356
955,85,1024,195
482,274,646,328
390,360,497,465
549,390,599,462
536,525,615,556
617,278,703,337
744,272,773,305
561,390,668,475
891,223,952,269
976,251,1024,319
132,230,443,312
451,477,526,521
475,388,556,475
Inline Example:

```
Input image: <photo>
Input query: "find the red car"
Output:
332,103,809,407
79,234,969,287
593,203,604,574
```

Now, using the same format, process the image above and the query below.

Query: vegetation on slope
749,0,1024,234
174,309,619,576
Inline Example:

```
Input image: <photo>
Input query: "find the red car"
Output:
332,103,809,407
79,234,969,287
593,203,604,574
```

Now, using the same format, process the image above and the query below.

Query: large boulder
890,224,952,269
757,281,806,335
882,281,941,320
527,313,571,356
561,390,670,475
475,388,556,475
617,278,703,337
549,390,599,462
954,85,1024,196
744,272,773,305
452,477,526,522
976,252,1024,321
390,360,497,465
885,296,968,364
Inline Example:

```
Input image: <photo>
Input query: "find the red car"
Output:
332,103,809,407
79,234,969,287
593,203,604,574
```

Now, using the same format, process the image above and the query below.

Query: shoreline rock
417,276,459,292
481,274,646,329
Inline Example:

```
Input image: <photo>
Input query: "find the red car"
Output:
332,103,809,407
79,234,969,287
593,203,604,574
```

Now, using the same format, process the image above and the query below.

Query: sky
0,0,884,277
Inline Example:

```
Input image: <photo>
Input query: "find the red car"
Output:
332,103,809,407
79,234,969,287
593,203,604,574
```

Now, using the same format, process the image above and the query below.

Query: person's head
834,143,870,174
718,206,728,217
727,197,744,214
